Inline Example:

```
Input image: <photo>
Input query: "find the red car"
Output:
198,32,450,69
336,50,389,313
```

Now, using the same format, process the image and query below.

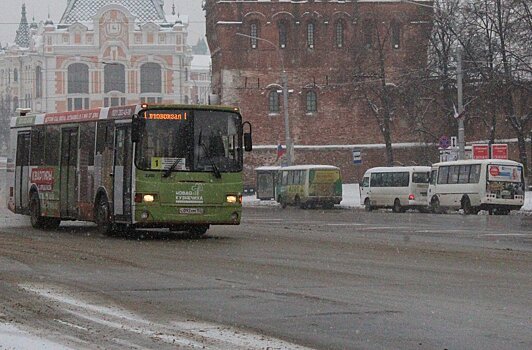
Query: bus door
113,125,132,220
15,132,31,212
60,128,79,217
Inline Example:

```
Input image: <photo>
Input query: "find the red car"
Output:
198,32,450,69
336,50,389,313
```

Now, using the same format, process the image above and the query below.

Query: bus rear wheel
95,198,113,235
29,193,46,229
43,217,61,230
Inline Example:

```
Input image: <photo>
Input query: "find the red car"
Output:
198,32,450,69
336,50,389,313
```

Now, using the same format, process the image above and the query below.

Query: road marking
327,223,366,226
481,233,532,237
54,319,88,331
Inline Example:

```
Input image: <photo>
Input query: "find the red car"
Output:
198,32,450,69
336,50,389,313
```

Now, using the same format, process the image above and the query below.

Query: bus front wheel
95,198,113,235
187,225,209,238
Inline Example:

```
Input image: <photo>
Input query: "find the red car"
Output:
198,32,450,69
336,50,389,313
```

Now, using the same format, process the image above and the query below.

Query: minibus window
412,172,429,183
470,165,481,183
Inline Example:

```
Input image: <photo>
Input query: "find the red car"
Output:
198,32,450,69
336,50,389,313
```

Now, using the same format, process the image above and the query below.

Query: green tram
7,104,252,236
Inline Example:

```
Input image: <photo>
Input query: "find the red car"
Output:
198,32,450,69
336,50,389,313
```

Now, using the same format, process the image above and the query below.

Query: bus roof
10,104,241,128
431,159,523,167
364,166,431,174
255,166,282,171
278,165,340,171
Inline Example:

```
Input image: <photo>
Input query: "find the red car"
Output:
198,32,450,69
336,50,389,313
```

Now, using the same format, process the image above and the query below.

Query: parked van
428,159,525,214
360,166,431,212
277,165,342,209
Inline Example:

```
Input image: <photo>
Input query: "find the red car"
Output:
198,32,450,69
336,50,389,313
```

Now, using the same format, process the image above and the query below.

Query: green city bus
7,104,252,236
277,165,343,209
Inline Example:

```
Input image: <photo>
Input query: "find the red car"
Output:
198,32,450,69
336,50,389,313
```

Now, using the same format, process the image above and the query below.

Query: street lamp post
236,32,292,165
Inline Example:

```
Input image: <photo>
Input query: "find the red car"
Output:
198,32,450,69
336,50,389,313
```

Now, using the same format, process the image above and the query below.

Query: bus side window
30,126,45,166
370,173,382,187
44,125,60,166
430,170,437,185
458,165,471,184
469,165,481,183
438,166,449,184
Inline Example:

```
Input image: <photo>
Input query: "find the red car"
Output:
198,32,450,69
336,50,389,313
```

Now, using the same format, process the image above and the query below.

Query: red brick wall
205,1,530,185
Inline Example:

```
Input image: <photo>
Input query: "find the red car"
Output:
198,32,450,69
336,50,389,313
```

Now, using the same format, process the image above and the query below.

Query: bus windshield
135,109,242,173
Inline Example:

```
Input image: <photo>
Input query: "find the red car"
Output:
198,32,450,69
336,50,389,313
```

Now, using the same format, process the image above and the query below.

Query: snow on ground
0,323,72,350
244,184,532,212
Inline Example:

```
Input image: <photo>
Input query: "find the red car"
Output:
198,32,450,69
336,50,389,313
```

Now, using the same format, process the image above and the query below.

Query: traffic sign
491,144,508,159
352,149,362,165
472,144,489,159
439,135,450,149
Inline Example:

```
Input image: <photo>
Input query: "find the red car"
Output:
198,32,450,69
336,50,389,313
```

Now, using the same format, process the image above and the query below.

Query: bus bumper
133,205,242,227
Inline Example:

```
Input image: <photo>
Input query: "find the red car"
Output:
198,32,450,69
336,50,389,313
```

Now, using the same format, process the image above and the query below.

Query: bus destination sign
145,111,188,121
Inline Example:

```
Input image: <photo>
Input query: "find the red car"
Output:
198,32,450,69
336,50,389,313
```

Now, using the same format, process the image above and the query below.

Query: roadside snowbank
0,323,71,349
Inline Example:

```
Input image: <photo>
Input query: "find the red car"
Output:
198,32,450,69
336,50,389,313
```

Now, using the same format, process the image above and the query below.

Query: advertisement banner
488,165,522,183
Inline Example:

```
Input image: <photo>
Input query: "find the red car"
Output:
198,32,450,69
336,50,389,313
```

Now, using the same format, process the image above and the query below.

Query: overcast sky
0,0,206,47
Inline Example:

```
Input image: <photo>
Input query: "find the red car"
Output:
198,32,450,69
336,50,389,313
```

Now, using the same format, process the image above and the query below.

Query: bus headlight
226,195,242,204
135,193,157,203
226,195,238,204
143,194,155,202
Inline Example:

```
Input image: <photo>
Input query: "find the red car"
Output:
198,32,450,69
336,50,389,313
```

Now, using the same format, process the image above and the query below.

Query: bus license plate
179,208,204,215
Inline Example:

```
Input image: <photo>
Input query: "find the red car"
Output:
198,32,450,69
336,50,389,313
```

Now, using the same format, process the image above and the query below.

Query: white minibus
427,159,525,215
360,166,431,212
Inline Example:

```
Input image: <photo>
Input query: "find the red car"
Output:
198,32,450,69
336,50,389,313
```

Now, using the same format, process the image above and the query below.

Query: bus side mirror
243,121,252,152
131,115,145,143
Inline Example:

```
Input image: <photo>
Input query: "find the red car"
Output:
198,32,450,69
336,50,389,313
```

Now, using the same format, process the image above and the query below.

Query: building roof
191,55,211,70
60,0,167,24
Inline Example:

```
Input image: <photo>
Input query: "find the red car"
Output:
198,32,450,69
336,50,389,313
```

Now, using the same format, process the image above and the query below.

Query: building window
104,97,126,107
391,21,401,49
335,21,344,48
68,63,89,94
268,90,280,113
104,63,125,93
307,23,315,49
13,97,19,111
140,96,163,104
13,69,18,82
250,22,258,49
279,21,287,48
140,63,162,93
306,91,317,113
68,97,90,111
364,21,374,48
35,66,43,98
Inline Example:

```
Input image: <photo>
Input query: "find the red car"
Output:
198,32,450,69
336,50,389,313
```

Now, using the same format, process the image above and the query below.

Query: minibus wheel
430,196,442,214
392,199,404,213
364,198,373,212
461,196,475,215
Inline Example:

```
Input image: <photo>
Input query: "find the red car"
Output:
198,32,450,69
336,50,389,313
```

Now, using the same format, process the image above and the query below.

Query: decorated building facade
0,0,196,117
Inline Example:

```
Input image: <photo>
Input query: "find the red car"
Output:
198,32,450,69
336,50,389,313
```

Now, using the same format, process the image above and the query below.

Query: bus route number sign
145,112,188,120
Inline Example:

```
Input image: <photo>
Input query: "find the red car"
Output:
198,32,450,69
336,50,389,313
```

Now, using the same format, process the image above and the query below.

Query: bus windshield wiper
162,158,182,178
198,129,221,179
200,143,222,178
